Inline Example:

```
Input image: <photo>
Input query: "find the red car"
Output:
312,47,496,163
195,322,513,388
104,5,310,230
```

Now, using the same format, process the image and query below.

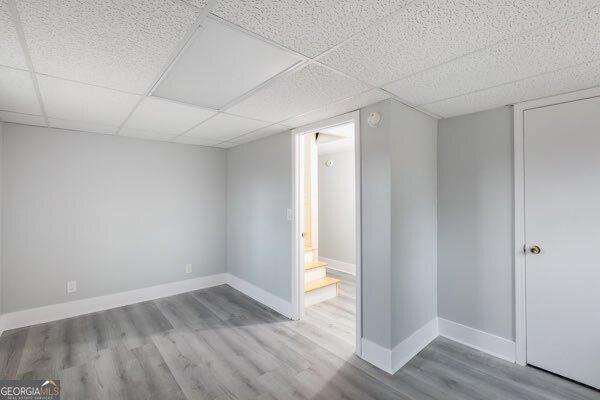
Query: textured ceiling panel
282,89,390,127
226,63,369,123
212,0,409,57
120,128,178,142
181,0,209,9
0,66,41,114
16,0,201,93
0,0,27,69
424,59,600,117
174,135,221,146
0,110,45,126
230,123,289,143
385,7,600,106
120,97,215,140
38,75,140,127
185,112,271,141
214,141,238,148
154,18,301,109
49,118,117,135
319,0,600,86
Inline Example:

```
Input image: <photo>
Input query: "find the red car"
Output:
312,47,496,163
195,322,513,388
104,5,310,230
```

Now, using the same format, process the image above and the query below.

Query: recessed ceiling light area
152,18,303,110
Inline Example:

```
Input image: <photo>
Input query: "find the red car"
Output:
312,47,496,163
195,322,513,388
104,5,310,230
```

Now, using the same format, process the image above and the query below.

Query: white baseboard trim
360,318,439,374
0,272,295,336
361,338,395,374
320,257,356,276
438,318,516,363
226,274,293,319
392,318,439,372
0,273,228,335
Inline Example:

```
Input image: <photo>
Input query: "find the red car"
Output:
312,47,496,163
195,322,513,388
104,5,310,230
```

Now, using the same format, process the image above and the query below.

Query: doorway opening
291,111,362,357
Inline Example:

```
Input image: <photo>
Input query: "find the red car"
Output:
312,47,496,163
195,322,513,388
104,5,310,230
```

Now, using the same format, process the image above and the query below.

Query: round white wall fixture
325,159,334,167
367,111,382,128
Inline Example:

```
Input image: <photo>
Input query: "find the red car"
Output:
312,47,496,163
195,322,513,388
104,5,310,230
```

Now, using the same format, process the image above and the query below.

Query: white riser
304,267,326,284
304,251,314,263
305,283,337,307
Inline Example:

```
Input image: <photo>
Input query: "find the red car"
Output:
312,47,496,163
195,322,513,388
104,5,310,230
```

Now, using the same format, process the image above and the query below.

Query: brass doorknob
530,245,541,254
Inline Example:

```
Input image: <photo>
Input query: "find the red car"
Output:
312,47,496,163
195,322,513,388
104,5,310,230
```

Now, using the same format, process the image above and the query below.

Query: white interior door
524,96,600,389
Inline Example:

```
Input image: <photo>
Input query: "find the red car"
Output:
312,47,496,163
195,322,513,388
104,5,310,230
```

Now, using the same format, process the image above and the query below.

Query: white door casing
290,111,362,356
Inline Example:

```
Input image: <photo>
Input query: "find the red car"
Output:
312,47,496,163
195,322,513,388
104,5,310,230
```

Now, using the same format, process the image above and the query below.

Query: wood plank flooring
0,271,598,400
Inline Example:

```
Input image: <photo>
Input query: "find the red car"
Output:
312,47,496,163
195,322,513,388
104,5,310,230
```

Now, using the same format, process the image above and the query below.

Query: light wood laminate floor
0,271,598,400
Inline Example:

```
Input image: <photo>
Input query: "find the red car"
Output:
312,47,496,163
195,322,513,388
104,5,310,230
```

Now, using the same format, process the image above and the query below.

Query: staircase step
304,245,317,252
304,261,328,271
304,276,340,293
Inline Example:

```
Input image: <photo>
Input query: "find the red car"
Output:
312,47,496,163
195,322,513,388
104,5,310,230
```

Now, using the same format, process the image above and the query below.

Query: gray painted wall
318,151,356,265
227,132,292,302
1,124,227,313
390,100,438,346
0,122,2,315
438,106,514,340
360,100,438,349
361,100,393,348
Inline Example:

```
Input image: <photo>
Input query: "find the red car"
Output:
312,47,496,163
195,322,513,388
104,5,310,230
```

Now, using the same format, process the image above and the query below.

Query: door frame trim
290,111,362,356
513,86,600,366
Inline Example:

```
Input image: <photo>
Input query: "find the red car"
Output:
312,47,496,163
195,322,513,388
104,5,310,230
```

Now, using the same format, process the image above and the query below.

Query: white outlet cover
67,280,77,294
185,264,192,274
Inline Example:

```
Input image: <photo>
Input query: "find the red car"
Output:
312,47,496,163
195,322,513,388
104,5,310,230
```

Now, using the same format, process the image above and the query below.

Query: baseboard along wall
438,317,516,362
320,256,356,275
0,273,293,335
360,317,517,375
360,318,439,374
0,275,515,373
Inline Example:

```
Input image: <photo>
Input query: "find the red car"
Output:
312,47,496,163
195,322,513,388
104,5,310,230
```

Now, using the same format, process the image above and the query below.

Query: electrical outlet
67,280,77,294
286,208,293,221
185,264,192,274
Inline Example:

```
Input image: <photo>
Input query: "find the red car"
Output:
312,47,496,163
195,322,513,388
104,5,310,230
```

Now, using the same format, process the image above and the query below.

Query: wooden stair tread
304,261,328,270
304,245,317,251
304,276,340,292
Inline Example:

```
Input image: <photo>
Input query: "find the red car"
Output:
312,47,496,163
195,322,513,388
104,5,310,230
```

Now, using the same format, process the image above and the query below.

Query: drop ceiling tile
181,0,209,9
0,0,27,69
37,75,140,127
214,141,238,149
185,113,271,142
318,0,600,86
48,118,117,135
16,0,201,93
282,89,390,128
174,135,221,146
0,110,45,126
385,7,600,106
424,59,600,118
120,97,215,139
226,63,369,123
154,18,301,109
0,66,41,114
230,124,289,144
212,0,410,58
119,129,177,142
